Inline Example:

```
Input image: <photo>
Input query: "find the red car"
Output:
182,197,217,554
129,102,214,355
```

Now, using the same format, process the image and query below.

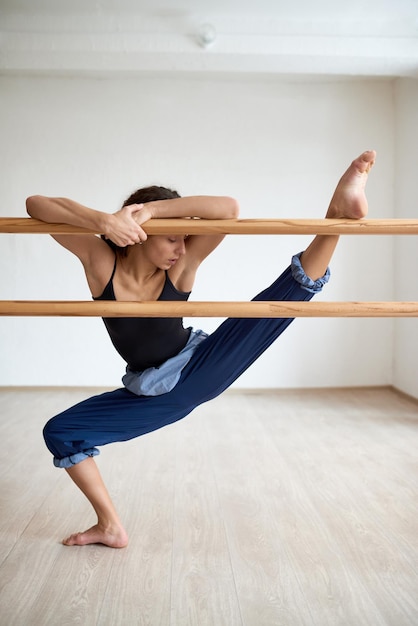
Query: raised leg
62,457,128,548
300,150,375,280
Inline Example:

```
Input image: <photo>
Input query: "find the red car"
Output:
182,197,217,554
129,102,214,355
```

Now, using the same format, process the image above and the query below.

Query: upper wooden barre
2,217,418,235
1,301,417,317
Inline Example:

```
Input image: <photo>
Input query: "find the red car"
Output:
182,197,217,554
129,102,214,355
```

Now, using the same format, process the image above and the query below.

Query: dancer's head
102,185,181,256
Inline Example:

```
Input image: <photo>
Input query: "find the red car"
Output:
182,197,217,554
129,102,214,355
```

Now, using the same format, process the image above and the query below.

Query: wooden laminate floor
0,386,417,626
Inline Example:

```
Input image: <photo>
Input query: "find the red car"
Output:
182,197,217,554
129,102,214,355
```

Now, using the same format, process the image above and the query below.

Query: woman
26,150,376,548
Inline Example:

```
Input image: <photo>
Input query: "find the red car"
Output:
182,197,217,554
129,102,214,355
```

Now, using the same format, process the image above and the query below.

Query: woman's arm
26,195,147,296
132,195,239,224
132,195,240,291
26,195,145,248
133,195,240,262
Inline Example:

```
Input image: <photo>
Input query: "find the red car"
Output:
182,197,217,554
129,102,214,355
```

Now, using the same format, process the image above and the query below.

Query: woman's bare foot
327,150,376,220
62,523,129,548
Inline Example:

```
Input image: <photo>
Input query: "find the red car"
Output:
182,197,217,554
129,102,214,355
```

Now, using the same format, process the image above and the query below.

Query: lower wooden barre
0,301,417,317
2,217,418,235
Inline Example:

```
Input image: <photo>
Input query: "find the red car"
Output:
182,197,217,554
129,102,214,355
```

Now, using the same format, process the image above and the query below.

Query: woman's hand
106,204,149,246
129,203,154,227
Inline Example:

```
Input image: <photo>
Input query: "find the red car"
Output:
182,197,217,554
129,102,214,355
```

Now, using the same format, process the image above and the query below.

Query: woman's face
143,235,187,269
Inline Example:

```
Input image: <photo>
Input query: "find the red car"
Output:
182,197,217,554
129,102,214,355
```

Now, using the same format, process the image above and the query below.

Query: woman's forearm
26,194,239,244
27,195,146,245
145,196,239,220
26,195,111,232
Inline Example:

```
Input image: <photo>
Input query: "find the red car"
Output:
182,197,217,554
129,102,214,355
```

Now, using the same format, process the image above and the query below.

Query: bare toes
62,525,128,548
326,150,376,220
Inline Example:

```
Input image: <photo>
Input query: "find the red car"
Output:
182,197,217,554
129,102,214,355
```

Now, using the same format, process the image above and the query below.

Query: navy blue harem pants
44,257,329,468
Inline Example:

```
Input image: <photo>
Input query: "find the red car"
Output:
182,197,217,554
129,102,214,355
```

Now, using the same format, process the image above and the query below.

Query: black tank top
94,259,191,371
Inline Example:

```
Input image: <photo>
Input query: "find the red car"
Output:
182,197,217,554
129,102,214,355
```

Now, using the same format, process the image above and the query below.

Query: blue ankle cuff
53,448,100,468
291,252,330,293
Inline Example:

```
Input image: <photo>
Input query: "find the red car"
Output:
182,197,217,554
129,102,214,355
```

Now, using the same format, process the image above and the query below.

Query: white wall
394,79,418,399
0,75,395,388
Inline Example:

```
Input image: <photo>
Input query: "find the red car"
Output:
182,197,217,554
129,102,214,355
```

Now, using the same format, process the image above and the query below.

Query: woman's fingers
106,205,153,247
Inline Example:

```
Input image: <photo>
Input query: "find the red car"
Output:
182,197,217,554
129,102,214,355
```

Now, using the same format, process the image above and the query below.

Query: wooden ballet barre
1,217,418,235
0,301,417,317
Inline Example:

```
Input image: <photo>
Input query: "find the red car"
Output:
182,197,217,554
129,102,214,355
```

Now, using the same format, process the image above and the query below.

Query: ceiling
1,0,417,78
0,0,416,18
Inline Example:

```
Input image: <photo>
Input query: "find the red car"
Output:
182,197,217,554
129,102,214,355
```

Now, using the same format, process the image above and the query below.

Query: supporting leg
63,457,128,547
300,150,375,280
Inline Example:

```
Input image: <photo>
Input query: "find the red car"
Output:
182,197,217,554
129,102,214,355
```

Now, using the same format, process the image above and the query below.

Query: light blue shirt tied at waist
122,328,209,396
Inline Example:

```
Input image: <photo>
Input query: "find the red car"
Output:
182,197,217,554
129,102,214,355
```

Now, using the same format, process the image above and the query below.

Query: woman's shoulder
93,254,117,300
76,237,116,298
